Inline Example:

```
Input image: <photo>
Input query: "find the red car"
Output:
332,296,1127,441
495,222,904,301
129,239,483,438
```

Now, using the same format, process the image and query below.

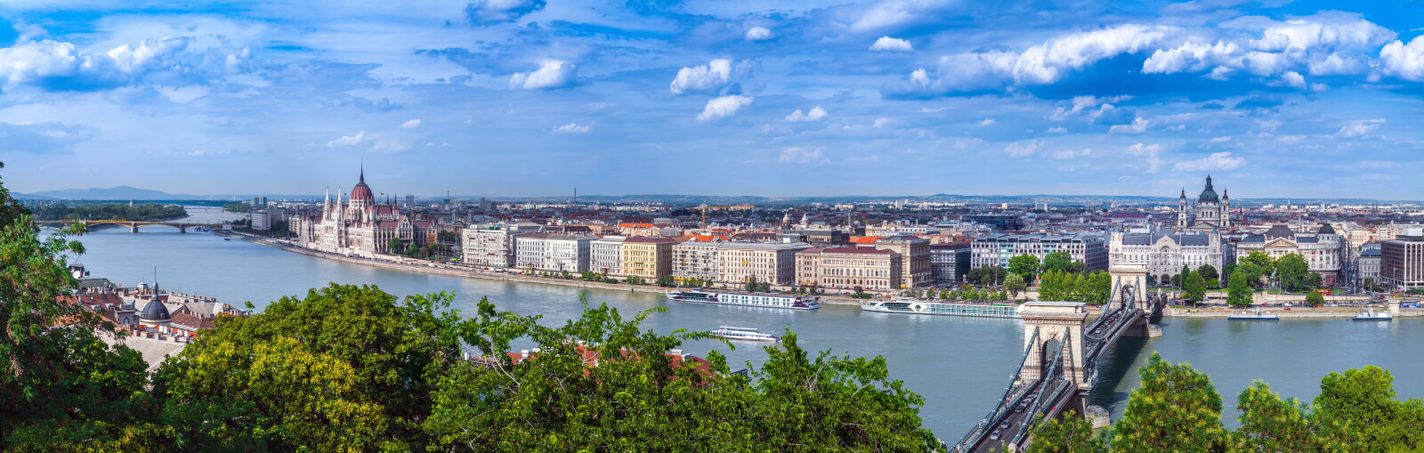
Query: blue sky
0,0,1421,199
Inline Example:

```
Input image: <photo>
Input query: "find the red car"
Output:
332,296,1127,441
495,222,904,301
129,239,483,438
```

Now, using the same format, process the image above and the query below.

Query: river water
59,207,1424,438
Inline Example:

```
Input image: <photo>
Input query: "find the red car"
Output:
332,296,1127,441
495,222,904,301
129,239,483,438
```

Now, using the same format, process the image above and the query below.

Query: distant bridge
956,265,1166,452
33,219,228,233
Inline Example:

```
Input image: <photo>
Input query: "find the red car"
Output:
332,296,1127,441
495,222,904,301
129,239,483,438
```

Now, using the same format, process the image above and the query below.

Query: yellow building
621,237,678,280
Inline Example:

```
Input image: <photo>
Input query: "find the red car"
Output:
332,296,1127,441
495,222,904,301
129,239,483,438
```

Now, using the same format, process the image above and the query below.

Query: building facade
621,237,678,280
717,242,809,286
1177,175,1231,230
1358,244,1381,288
930,243,971,285
1235,224,1346,287
796,247,901,291
1109,230,1227,284
875,236,931,288
515,233,593,272
590,236,626,276
672,241,721,281
971,233,1108,271
462,225,520,268
307,169,432,258
1381,235,1424,290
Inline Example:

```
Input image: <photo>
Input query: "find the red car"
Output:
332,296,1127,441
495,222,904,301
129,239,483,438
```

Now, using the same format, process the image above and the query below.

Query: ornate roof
139,296,171,322
1318,223,1336,235
350,165,375,203
1263,224,1295,240
1198,176,1219,203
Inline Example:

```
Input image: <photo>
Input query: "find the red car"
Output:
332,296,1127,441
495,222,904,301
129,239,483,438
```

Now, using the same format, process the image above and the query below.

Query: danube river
61,207,1424,439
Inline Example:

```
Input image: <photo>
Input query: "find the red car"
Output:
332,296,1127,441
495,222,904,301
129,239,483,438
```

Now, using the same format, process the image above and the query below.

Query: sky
0,0,1421,199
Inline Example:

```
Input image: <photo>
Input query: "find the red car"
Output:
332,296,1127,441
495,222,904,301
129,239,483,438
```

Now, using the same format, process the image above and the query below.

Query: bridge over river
956,265,1166,452
34,219,229,233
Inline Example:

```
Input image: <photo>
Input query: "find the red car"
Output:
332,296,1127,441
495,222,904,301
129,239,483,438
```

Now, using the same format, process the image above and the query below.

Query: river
58,206,1424,439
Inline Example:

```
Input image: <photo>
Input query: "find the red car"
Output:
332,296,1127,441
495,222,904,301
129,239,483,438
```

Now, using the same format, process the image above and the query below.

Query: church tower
1222,190,1231,228
1177,189,1188,227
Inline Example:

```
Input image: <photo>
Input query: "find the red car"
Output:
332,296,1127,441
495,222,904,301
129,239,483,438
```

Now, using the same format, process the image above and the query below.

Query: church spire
360,161,365,184
1205,174,1213,190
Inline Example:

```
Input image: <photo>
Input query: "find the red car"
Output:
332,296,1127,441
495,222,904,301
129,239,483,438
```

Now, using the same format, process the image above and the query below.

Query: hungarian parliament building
290,168,435,257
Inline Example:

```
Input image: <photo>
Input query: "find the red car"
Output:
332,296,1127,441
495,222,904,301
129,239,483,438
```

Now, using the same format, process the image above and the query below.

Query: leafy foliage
1182,270,1206,304
1110,354,1229,451
1026,411,1106,453
1227,269,1252,308
1038,270,1111,305
27,202,187,222
1008,254,1041,282
1275,253,1320,293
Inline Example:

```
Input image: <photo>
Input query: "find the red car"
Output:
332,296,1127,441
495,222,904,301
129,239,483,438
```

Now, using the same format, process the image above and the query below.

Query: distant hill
28,186,198,201
12,192,55,200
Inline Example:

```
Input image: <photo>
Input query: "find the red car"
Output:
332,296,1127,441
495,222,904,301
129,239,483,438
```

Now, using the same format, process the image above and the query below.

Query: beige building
672,241,722,281
1235,224,1346,287
717,242,810,286
875,236,930,288
621,237,678,280
796,247,901,291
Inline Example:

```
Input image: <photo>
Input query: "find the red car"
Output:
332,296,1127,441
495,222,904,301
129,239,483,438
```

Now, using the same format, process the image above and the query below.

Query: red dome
351,181,375,203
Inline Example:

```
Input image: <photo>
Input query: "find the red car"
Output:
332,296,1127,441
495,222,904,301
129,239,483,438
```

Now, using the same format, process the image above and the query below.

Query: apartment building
875,236,931,288
515,233,593,272
621,237,679,280
590,235,626,276
971,233,1108,271
462,225,519,267
717,242,810,286
796,247,901,291
672,241,721,281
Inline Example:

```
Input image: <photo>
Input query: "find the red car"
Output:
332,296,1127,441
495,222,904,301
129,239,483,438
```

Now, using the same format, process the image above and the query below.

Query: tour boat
1227,307,1279,321
665,290,819,310
1352,309,1392,321
709,326,779,342
860,298,1020,319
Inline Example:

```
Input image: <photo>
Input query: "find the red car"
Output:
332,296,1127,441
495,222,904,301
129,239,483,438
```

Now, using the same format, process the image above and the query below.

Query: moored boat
860,298,1020,319
1228,307,1279,321
666,290,819,310
709,326,779,342
1353,309,1392,321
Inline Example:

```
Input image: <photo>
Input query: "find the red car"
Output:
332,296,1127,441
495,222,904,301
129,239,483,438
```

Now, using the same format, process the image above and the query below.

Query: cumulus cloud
327,131,371,147
1143,12,1394,79
509,60,576,90
977,118,995,127
1004,139,1043,157
1046,126,1067,133
870,36,913,51
1337,118,1384,138
778,147,828,164
745,26,774,41
1380,36,1424,81
400,119,422,129
697,95,753,122
670,58,733,94
785,106,828,122
0,37,225,90
1280,71,1306,89
466,0,546,24
1174,152,1245,171
1127,142,1163,173
1108,116,1149,134
553,123,592,133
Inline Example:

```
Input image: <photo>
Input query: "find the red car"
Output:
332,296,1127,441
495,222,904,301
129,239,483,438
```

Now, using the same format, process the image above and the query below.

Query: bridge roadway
958,294,1160,453
33,219,227,233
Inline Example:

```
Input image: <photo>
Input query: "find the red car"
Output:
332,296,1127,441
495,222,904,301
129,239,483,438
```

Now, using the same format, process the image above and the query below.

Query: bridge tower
1108,264,1148,312
1018,302,1090,392
130,222,139,233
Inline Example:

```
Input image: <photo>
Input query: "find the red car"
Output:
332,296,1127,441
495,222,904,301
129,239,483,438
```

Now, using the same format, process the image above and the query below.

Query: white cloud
154,85,210,103
466,0,547,24
785,106,828,122
778,147,828,164
1127,142,1163,173
1108,116,1149,134
1174,152,1245,171
327,130,370,147
1381,36,1424,81
1051,148,1091,160
670,58,733,94
1210,136,1232,144
1046,126,1067,133
977,118,995,127
1144,12,1394,78
873,117,892,128
553,123,592,134
400,119,422,129
870,36,913,51
1280,71,1306,89
697,95,753,122
509,60,576,90
745,26,774,41
1337,118,1384,138
1004,139,1043,157
0,37,209,88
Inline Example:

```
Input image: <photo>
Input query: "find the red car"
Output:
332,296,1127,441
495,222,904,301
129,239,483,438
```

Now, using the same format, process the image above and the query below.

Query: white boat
1353,309,1392,321
709,326,779,342
666,290,819,310
1228,307,1279,321
860,298,1020,319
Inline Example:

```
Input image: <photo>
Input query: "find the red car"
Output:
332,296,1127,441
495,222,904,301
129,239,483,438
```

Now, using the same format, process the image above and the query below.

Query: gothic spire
359,160,365,183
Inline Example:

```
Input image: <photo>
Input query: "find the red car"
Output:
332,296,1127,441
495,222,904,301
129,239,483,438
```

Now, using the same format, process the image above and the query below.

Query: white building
672,241,722,281
1109,230,1227,284
1235,224,1346,287
590,236,626,276
462,225,520,268
515,233,593,273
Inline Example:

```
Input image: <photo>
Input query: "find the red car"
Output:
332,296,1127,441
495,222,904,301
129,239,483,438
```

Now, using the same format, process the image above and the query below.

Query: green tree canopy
1275,253,1317,293
1041,252,1080,274
1182,270,1206,304
1227,269,1253,308
1236,381,1314,452
1008,254,1041,282
1111,354,1229,451
1026,411,1105,453
1196,264,1219,285
1004,273,1026,298
1305,290,1325,307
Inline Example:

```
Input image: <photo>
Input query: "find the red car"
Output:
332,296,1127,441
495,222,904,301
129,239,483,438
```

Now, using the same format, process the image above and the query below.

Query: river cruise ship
665,290,820,310
860,299,1021,319
709,326,779,342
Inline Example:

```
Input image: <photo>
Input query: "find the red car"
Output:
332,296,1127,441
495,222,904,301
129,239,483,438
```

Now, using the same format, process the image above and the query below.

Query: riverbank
221,231,869,306
1165,306,1421,319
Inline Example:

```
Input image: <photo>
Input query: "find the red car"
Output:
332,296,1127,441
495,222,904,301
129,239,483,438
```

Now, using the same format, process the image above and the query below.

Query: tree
387,237,403,254
1196,264,1219,287
968,266,1006,287
1275,253,1315,293
1182,271,1206,305
1312,366,1424,450
655,275,675,287
1241,252,1275,288
1025,411,1105,453
1305,290,1325,307
406,242,421,257
1042,252,1080,274
1004,274,1026,299
1237,381,1314,452
745,276,761,292
1008,254,1040,282
1111,354,1229,451
1227,270,1252,308
1180,265,1192,289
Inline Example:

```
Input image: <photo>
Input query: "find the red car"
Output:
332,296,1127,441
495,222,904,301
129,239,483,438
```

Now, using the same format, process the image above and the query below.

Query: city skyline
1,1,1422,198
